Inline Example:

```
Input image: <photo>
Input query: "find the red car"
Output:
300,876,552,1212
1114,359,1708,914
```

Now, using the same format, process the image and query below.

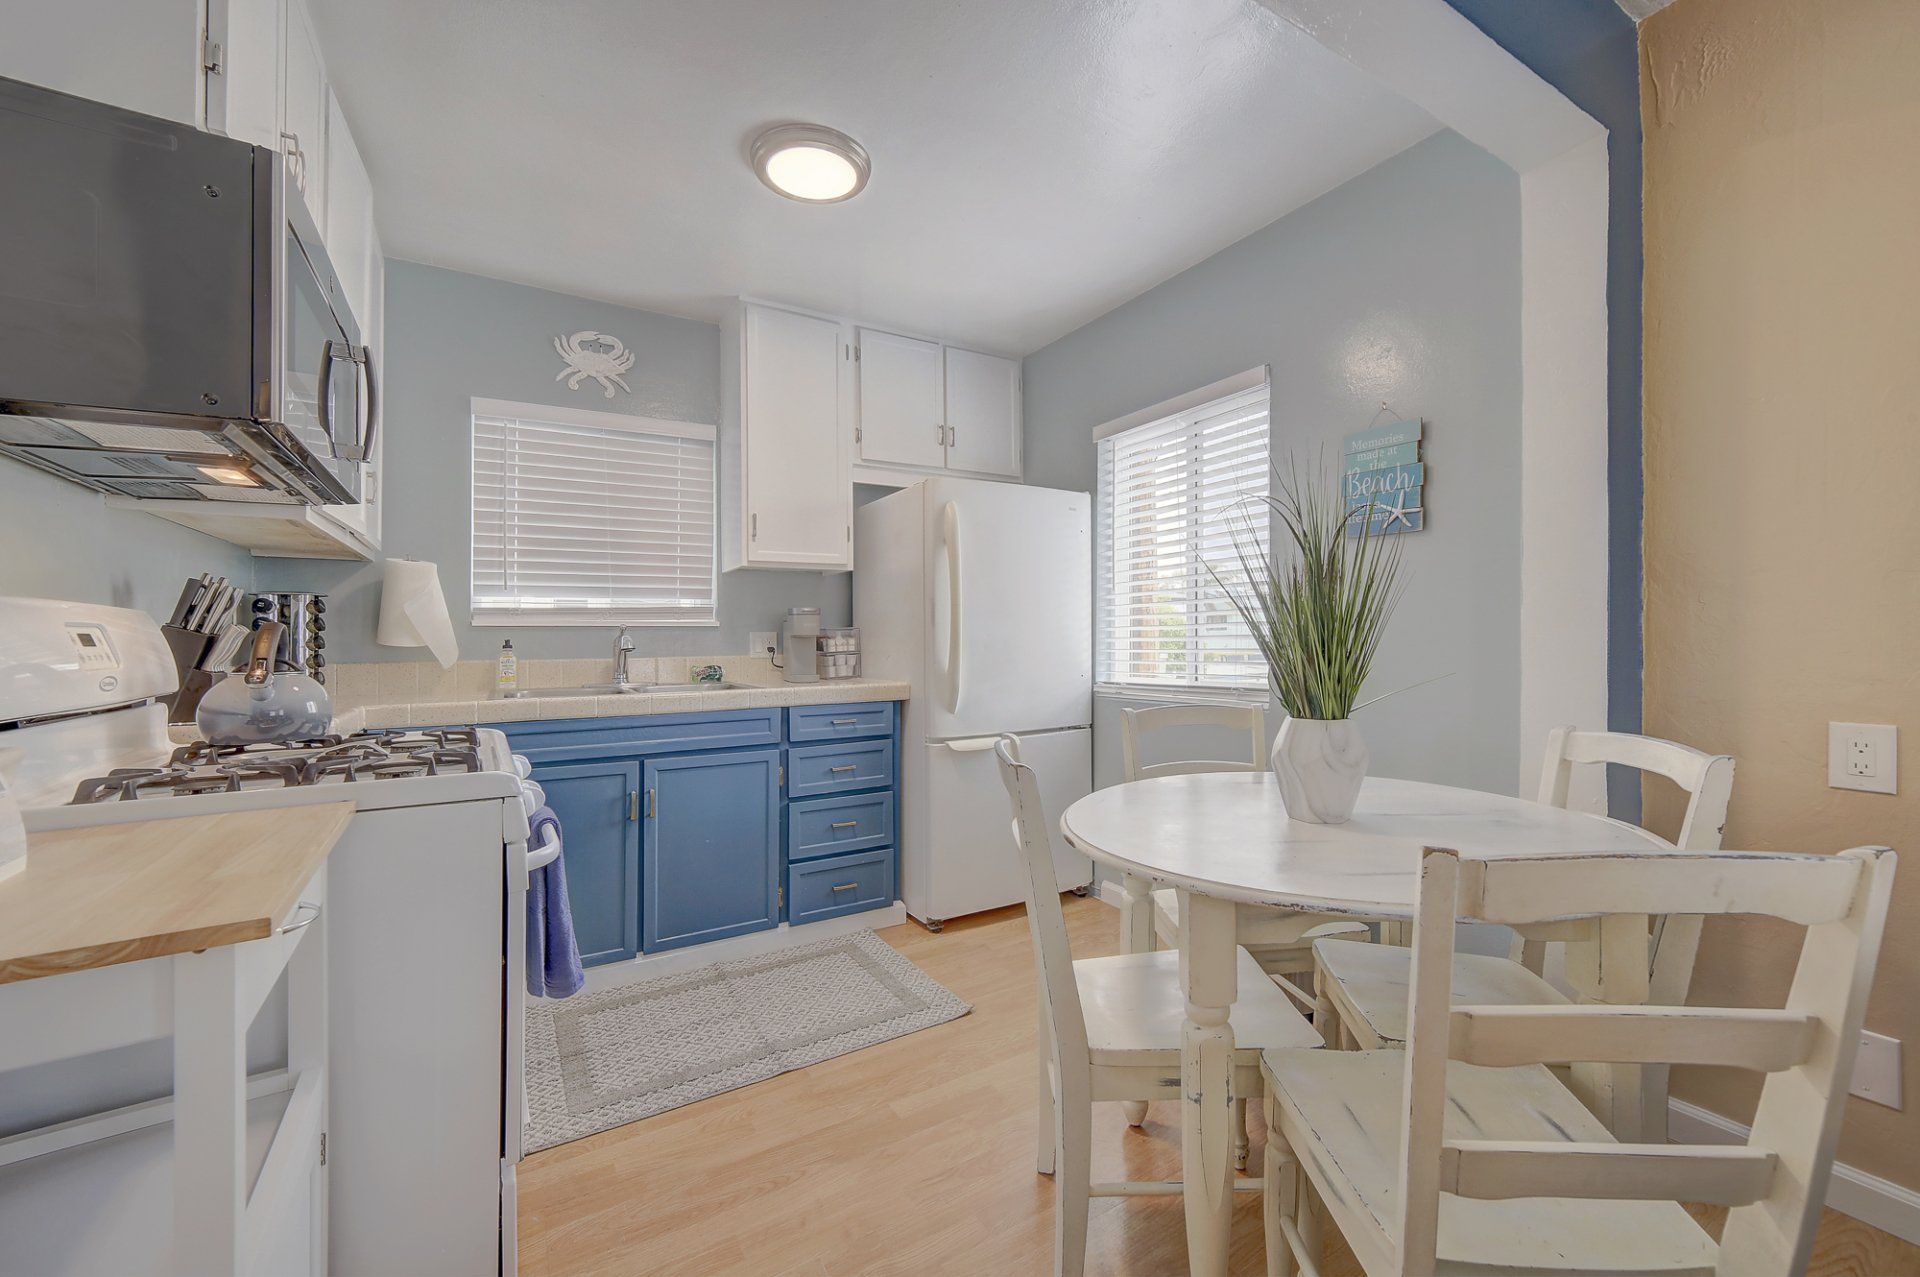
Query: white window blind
1096,384,1270,695
470,399,717,625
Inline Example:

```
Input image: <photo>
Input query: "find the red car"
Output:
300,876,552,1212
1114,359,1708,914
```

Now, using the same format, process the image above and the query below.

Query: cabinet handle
751,512,757,541
829,764,857,773
280,900,322,935
830,820,858,830
831,882,860,893
830,718,858,726
627,790,638,821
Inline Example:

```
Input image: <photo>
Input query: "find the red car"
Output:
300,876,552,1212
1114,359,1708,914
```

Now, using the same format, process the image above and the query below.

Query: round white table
1059,773,1672,1277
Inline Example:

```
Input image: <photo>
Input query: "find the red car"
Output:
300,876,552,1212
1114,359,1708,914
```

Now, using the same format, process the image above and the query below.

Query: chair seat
1315,937,1570,1047
1150,887,1370,950
1076,947,1320,1065
1263,1048,1717,1276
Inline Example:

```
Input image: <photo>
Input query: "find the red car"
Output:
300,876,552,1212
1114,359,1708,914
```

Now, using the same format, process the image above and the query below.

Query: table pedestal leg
1567,912,1652,1139
1180,891,1239,1277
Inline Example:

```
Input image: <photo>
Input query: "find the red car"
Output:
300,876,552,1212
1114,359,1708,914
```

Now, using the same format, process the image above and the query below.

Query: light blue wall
0,457,256,619
1024,129,1523,800
272,261,850,663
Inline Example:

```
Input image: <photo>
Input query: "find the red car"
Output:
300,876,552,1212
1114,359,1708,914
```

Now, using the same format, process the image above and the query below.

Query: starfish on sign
1375,489,1420,530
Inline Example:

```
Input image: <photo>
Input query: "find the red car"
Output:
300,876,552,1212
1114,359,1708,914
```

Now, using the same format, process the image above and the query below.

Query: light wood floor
518,897,1920,1276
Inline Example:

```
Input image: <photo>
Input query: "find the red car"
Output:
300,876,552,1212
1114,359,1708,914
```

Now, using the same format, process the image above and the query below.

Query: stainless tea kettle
195,621,334,745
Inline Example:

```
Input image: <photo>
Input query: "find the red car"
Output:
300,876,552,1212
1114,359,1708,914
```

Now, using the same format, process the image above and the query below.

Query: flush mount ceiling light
751,124,870,204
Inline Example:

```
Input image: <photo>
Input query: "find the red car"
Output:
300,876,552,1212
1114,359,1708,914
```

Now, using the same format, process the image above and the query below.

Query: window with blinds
1096,384,1270,695
470,398,717,625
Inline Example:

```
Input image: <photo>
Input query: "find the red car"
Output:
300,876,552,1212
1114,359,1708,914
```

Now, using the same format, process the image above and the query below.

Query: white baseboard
578,903,910,995
1096,880,1125,909
1667,1098,1920,1244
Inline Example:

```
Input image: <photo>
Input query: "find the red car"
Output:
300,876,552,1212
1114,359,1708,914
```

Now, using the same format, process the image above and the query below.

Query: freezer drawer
909,727,1091,925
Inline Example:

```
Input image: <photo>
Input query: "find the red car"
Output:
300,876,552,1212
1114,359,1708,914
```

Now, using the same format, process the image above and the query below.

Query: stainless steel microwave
0,75,374,507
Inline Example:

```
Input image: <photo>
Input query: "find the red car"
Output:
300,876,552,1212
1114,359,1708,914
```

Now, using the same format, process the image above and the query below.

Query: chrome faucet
612,626,636,687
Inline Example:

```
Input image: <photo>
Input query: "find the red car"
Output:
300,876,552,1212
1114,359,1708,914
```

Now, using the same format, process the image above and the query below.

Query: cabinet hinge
855,424,863,444
319,1133,327,1166
778,765,785,787
854,346,861,362
778,886,785,908
202,37,224,75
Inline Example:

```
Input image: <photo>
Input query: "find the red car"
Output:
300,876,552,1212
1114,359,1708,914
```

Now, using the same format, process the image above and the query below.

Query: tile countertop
164,657,906,740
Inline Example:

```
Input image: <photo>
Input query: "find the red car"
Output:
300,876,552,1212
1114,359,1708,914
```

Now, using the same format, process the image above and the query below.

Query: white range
855,477,1094,927
0,596,544,1276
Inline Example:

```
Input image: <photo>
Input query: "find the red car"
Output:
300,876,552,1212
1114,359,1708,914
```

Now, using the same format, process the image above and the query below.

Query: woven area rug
523,929,971,1152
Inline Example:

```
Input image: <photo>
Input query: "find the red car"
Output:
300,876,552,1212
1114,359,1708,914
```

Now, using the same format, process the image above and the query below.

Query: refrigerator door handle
943,736,999,752
940,500,962,714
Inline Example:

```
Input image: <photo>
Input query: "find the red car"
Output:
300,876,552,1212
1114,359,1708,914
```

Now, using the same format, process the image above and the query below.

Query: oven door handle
526,825,562,873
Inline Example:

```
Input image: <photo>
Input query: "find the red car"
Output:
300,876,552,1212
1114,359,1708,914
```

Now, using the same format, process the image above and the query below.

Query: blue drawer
787,738,894,798
788,701,896,743
787,790,895,861
787,848,894,925
504,708,782,763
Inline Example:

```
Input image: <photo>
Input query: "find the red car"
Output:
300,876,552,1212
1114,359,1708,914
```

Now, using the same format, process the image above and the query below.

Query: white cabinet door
739,304,852,570
281,0,328,232
209,0,284,148
0,0,204,125
943,347,1021,477
323,91,372,324
856,329,945,470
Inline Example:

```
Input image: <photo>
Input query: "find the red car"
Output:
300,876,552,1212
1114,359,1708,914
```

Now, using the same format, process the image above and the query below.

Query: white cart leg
173,946,245,1277
1180,891,1239,1277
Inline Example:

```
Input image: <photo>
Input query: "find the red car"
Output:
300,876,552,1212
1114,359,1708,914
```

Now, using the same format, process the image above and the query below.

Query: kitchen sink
503,682,742,699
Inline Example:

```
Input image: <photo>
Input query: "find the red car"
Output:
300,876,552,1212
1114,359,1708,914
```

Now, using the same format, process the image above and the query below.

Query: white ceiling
309,0,1438,355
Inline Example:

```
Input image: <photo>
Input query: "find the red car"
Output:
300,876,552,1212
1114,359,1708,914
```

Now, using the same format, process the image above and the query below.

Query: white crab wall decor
553,330,636,398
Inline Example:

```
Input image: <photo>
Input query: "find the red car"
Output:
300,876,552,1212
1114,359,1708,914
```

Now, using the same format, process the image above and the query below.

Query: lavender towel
526,807,585,999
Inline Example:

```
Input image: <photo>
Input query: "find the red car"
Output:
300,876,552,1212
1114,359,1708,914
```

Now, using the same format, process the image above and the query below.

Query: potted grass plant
1211,461,1405,824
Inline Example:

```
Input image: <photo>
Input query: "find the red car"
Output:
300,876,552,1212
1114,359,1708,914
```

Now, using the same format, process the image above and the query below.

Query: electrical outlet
1829,723,1897,795
749,631,777,659
1851,1030,1903,1109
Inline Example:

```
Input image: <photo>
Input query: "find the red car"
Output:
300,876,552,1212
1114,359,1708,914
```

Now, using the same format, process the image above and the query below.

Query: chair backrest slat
1394,844,1897,1277
1440,1141,1777,1207
1449,1005,1817,1070
1120,703,1265,783
994,736,1090,1081
1461,851,1863,927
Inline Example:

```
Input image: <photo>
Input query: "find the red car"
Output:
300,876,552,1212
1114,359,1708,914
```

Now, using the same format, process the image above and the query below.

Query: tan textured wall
1641,0,1920,1187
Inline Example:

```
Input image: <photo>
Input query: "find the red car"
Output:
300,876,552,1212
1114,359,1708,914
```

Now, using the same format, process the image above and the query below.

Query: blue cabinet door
643,748,781,952
533,758,641,966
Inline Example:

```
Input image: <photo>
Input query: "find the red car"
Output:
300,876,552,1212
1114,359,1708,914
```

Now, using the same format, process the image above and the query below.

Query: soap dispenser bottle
496,639,518,696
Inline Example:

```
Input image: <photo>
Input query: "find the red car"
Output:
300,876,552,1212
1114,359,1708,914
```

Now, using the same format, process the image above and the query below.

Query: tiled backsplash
326,654,781,710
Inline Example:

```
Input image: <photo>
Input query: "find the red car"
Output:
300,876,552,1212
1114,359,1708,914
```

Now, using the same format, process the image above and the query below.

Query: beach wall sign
1343,417,1424,535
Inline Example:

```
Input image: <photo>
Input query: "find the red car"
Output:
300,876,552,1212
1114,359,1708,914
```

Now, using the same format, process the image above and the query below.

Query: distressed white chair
1264,841,1895,1277
1119,704,1369,978
994,735,1320,1277
1313,729,1735,1067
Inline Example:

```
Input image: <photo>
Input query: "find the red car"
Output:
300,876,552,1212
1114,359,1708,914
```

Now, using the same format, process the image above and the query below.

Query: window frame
469,396,719,628
1094,376,1272,703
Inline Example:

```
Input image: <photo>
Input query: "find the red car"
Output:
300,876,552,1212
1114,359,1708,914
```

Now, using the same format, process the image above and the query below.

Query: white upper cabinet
321,90,382,542
280,0,329,231
855,329,945,470
942,347,1022,478
210,0,284,149
723,303,853,572
852,328,1022,483
0,0,205,125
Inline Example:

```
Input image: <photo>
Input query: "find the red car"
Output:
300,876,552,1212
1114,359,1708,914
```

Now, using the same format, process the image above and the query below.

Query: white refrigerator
855,477,1093,928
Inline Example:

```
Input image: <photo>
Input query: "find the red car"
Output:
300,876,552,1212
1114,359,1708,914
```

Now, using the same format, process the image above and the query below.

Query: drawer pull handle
830,820,859,829
829,764,857,773
831,882,860,893
830,718,859,726
280,900,322,935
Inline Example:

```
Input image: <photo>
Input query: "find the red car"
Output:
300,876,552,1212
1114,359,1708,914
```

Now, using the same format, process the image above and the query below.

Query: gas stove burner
68,724,492,803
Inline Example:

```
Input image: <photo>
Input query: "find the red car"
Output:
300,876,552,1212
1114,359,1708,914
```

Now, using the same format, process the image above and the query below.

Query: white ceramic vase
1270,717,1369,824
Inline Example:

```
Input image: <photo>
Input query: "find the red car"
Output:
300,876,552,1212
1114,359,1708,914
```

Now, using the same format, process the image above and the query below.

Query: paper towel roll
377,558,458,669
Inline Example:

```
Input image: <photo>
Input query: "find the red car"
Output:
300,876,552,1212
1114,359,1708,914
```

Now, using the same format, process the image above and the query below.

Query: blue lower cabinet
643,748,782,952
787,790,895,861
787,848,895,926
534,758,641,966
786,737,895,798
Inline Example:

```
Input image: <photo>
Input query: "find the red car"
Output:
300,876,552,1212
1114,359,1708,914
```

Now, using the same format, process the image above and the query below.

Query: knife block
162,624,219,724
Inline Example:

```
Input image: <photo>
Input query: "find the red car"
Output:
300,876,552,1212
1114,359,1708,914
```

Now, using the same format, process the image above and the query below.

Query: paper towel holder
377,557,459,669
